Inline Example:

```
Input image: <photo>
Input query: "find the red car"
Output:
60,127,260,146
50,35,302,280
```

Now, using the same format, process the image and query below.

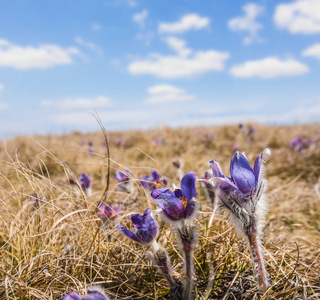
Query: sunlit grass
0,124,320,299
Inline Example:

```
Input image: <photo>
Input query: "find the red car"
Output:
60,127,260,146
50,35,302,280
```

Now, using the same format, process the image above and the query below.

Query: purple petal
230,152,256,194
208,160,224,178
62,292,82,300
253,152,263,182
152,189,184,221
131,213,144,230
162,178,168,186
151,188,173,199
181,172,197,200
84,290,108,300
135,229,154,244
173,189,183,199
184,198,197,218
142,208,158,237
151,170,160,181
117,225,140,243
115,170,128,182
211,177,246,206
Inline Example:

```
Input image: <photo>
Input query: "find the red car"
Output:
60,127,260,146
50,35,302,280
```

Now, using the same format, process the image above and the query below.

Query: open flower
139,170,168,192
97,202,122,222
118,208,158,245
151,172,197,222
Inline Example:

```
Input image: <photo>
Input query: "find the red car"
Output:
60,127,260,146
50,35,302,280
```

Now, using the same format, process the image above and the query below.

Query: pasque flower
139,170,168,191
69,173,92,196
118,208,158,245
151,172,197,222
115,169,134,193
62,286,110,300
97,202,122,222
208,149,271,292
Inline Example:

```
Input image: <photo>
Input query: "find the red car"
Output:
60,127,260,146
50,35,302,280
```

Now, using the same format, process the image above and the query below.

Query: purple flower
79,173,91,190
209,149,271,229
62,286,109,300
118,208,158,245
115,169,134,193
139,170,168,191
151,172,197,222
115,169,130,182
97,202,122,222
152,138,164,146
290,136,304,152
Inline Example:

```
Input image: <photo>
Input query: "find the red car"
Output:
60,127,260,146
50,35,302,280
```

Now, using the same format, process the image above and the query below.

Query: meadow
0,123,320,299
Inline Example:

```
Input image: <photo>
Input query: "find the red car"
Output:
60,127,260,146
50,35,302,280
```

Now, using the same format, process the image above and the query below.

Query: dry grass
0,123,320,299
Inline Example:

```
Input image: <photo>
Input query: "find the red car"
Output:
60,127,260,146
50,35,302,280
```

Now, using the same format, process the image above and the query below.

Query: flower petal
253,148,271,182
130,213,144,230
230,152,256,194
151,170,160,181
173,188,183,199
62,292,82,300
180,172,197,200
135,229,154,244
208,160,224,177
117,225,140,243
210,177,247,209
84,290,108,300
151,188,184,221
184,198,197,218
142,208,158,237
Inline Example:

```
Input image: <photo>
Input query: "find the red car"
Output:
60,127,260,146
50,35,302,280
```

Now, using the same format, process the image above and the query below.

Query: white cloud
0,84,3,93
145,84,194,104
41,96,112,110
302,43,320,59
158,14,210,34
0,39,79,70
274,0,320,34
230,57,309,78
228,3,264,44
75,37,98,51
128,38,229,79
133,10,148,28
91,23,101,31
165,37,192,57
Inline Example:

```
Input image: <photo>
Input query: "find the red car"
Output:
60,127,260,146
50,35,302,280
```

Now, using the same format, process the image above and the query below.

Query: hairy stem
247,232,269,292
182,244,193,300
177,224,197,300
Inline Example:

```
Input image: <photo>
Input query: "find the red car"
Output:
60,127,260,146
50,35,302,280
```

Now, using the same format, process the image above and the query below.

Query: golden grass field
0,123,320,299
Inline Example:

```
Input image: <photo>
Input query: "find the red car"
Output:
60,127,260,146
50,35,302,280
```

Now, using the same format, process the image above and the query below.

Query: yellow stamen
179,196,188,209
155,181,166,189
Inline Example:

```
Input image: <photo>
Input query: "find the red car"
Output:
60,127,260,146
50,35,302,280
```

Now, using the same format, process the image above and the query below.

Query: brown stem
247,232,269,292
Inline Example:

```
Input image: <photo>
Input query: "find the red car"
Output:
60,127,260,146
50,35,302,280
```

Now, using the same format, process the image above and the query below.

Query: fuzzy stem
247,232,269,292
177,224,197,300
182,244,193,300
151,243,176,288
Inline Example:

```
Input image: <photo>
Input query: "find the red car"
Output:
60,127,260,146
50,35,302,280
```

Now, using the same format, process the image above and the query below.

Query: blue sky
0,0,320,137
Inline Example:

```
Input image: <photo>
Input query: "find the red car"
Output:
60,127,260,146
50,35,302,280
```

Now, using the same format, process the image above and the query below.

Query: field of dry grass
0,123,320,299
